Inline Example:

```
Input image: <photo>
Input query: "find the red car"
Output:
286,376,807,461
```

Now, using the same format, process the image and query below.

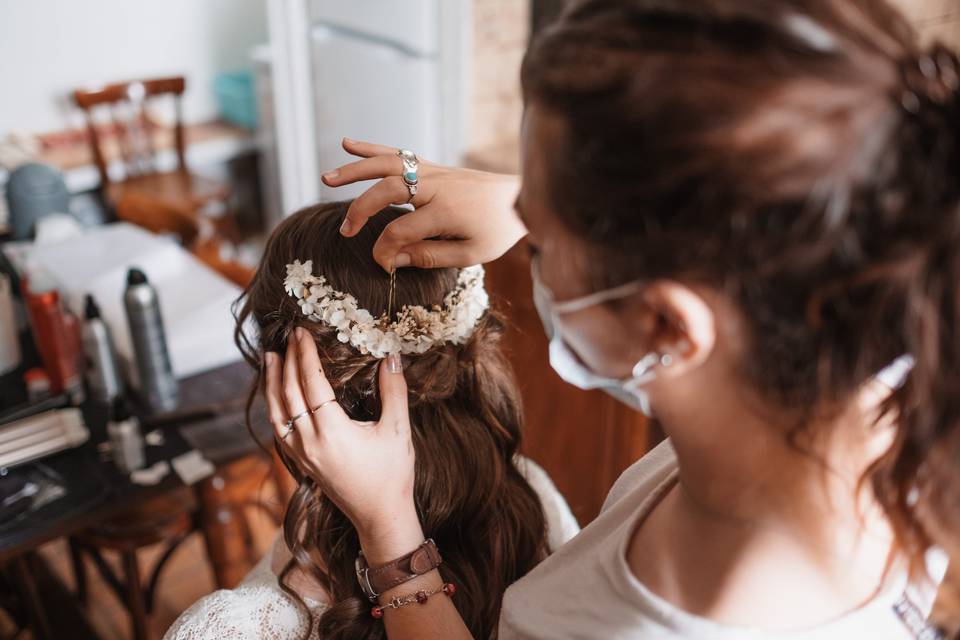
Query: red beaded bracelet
371,582,457,619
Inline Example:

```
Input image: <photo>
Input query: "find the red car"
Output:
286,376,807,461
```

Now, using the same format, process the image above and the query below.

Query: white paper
131,460,171,486
3,222,243,384
171,449,215,485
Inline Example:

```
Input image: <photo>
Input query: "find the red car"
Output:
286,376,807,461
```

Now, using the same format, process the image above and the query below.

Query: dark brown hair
233,201,547,639
523,0,959,627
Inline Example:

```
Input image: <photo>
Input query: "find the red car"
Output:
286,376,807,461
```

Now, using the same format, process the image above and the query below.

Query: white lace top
164,456,580,640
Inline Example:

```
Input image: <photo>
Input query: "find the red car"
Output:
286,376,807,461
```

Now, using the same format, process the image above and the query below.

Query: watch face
356,556,377,601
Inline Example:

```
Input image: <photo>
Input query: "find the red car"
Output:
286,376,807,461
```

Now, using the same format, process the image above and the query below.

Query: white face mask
531,257,913,419
530,257,664,416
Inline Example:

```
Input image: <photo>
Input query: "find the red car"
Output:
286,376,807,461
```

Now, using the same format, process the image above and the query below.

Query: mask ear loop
631,352,674,384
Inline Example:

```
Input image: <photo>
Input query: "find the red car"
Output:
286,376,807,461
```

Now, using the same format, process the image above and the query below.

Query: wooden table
0,360,276,639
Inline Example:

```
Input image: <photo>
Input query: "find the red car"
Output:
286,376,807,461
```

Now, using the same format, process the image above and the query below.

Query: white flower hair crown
283,260,490,359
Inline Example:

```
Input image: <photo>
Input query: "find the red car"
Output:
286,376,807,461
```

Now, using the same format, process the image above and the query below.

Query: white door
266,0,469,214
309,0,439,55
311,24,440,201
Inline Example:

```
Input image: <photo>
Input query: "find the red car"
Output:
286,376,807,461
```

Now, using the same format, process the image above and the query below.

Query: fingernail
343,137,354,145
340,219,352,236
393,253,411,269
387,353,403,373
264,352,275,366
295,327,306,340
323,169,339,181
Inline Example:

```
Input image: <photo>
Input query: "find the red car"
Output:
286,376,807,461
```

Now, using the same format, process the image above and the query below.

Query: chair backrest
72,77,187,188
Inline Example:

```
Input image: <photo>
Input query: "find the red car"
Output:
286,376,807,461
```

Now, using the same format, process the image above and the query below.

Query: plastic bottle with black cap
81,294,122,404
123,268,178,413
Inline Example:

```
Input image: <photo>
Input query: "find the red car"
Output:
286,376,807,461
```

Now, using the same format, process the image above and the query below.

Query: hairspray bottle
81,294,122,404
123,268,178,412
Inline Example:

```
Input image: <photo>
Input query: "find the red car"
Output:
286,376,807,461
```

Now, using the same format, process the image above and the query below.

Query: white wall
0,0,268,136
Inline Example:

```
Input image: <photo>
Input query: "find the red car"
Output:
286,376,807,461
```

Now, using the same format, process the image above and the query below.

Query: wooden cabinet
485,242,654,525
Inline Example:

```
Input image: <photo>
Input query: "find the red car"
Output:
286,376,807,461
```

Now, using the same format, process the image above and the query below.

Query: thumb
379,353,411,431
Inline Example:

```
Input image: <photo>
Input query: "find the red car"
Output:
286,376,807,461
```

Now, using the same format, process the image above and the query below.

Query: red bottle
22,274,82,398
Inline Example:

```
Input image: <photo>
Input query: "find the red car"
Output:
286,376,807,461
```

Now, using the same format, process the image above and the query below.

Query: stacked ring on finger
311,397,339,414
397,149,419,201
281,409,310,439
281,397,338,439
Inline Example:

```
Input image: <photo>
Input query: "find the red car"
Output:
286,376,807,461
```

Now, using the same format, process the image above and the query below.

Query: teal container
214,71,258,129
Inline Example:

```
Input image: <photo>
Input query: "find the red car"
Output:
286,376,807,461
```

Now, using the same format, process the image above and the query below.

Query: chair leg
198,489,257,589
82,546,126,604
239,508,258,566
5,554,55,640
67,539,88,606
121,551,149,640
144,533,189,615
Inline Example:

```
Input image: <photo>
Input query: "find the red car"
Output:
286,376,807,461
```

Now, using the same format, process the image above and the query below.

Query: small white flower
286,259,312,280
380,331,402,353
328,309,346,327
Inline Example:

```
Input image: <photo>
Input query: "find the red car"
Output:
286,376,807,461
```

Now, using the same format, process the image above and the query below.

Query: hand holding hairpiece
283,260,489,358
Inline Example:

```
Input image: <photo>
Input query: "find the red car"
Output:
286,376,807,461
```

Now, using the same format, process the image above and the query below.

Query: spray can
108,396,145,473
81,294,122,404
123,268,178,412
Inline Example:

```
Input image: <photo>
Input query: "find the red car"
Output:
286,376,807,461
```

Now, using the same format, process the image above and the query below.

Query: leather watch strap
356,539,443,601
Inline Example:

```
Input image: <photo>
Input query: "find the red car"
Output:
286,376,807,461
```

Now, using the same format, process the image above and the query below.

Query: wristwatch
355,539,443,602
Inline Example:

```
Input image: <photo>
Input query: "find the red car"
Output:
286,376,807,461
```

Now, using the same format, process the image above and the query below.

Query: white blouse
164,456,580,640
499,439,947,640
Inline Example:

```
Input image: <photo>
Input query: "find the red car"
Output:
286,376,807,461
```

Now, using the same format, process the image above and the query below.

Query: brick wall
468,0,529,156
465,1,960,164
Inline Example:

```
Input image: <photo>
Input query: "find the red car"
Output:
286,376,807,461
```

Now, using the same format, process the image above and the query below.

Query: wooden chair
69,452,292,640
72,77,257,288
69,486,198,640
72,77,230,247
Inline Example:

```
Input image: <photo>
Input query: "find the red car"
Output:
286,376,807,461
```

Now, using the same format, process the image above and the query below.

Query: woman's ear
638,280,716,378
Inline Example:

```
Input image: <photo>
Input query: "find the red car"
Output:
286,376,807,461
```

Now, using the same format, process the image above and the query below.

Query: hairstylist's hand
322,138,526,271
264,328,423,562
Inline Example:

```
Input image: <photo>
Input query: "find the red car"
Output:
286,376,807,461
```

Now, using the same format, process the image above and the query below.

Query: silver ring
310,397,338,414
283,408,311,432
281,422,296,440
397,149,418,200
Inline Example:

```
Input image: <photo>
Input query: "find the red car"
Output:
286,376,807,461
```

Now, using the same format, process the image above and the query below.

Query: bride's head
234,200,546,640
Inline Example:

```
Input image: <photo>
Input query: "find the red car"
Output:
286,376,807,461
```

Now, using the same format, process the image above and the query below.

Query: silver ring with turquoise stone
397,149,419,200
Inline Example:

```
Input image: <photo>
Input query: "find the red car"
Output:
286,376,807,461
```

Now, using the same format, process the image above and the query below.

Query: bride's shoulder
163,581,318,640
164,544,326,640
514,455,581,551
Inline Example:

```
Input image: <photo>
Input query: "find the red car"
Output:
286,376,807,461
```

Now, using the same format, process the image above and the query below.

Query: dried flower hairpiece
283,260,489,358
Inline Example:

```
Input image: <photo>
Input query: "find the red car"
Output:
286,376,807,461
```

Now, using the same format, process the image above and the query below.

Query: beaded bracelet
370,582,457,619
